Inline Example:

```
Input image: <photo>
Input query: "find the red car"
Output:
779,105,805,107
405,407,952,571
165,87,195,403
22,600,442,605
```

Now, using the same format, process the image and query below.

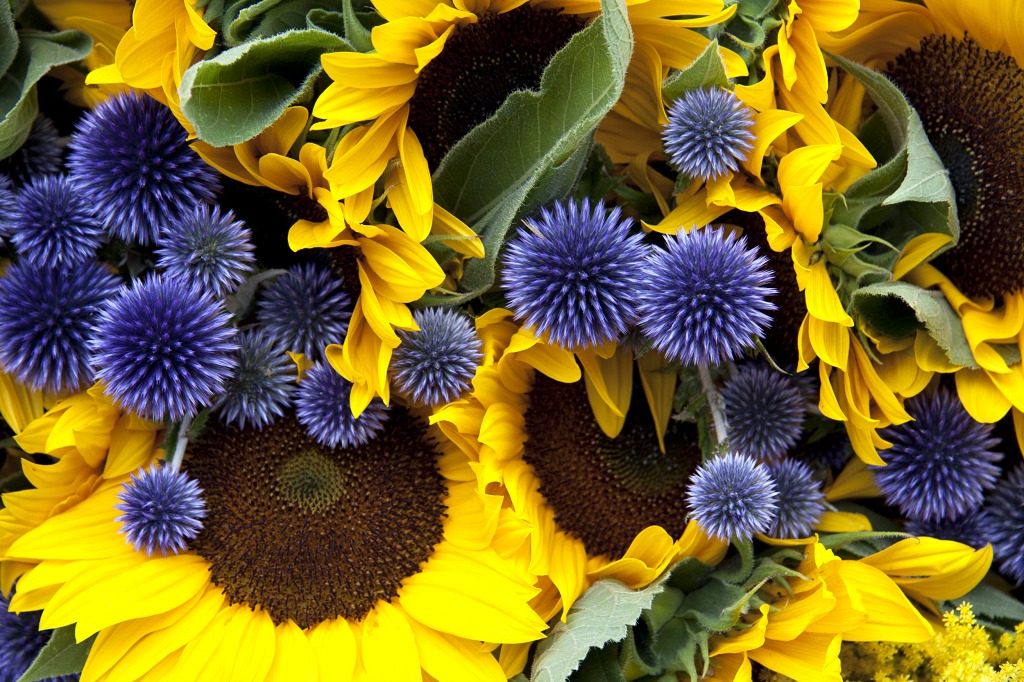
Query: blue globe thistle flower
256,263,352,359
0,261,120,394
116,464,207,556
67,92,219,245
392,308,482,406
871,389,1002,522
988,464,1024,584
8,174,105,268
794,428,854,472
722,363,806,460
0,174,16,244
0,587,77,682
905,512,993,551
295,362,389,448
662,87,755,181
217,328,296,430
766,458,826,539
90,276,239,421
686,452,778,541
0,115,62,187
638,227,776,366
155,204,255,298
500,198,646,349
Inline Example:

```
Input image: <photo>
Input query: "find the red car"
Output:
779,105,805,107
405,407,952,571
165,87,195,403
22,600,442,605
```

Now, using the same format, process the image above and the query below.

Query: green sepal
647,617,707,680
530,573,670,682
826,53,958,278
681,578,750,632
818,530,910,552
714,537,755,585
849,280,976,368
0,26,92,160
742,557,807,593
428,0,633,304
180,29,352,146
618,627,662,680
661,39,728,102
224,268,288,319
16,626,96,682
572,642,628,682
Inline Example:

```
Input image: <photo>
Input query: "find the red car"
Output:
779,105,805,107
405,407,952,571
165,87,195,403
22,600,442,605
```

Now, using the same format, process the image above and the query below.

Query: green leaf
341,0,372,52
714,538,755,585
666,557,714,594
1,2,17,76
180,29,352,146
661,39,728,102
1,28,92,159
850,280,976,368
574,643,628,682
531,574,669,682
16,626,96,682
224,268,288,318
941,582,1024,633
681,579,749,632
430,0,632,301
818,530,910,552
827,53,958,273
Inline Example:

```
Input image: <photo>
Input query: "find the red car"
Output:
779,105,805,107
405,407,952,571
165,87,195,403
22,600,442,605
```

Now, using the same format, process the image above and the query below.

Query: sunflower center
407,6,587,168
184,412,447,628
523,375,701,559
886,34,1024,299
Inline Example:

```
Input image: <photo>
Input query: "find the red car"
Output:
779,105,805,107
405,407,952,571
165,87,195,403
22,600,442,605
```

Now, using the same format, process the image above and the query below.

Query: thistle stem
698,363,729,448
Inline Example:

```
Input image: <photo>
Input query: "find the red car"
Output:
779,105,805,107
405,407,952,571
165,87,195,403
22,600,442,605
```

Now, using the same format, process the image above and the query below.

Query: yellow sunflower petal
548,532,589,619
308,618,358,681
955,367,1012,423
362,600,422,681
405,616,508,681
266,619,316,682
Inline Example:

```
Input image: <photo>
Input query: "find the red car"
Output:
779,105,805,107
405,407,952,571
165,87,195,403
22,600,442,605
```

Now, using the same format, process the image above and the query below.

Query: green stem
698,363,728,448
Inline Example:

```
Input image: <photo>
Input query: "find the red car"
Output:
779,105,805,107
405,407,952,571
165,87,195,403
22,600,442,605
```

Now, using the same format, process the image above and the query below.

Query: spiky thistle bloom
686,452,778,541
392,307,482,406
500,198,646,349
662,87,755,181
66,92,219,245
90,276,238,421
0,261,120,394
0,174,15,244
871,389,1002,522
638,227,775,366
8,174,105,267
295,362,389,448
155,204,255,298
721,363,806,460
0,115,62,186
0,587,76,682
217,328,295,430
794,428,853,472
988,464,1024,584
256,263,352,359
905,512,993,551
116,464,207,556
766,458,826,539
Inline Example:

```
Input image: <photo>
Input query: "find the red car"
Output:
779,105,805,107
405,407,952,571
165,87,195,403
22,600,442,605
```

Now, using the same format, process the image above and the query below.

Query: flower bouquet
1,0,1023,680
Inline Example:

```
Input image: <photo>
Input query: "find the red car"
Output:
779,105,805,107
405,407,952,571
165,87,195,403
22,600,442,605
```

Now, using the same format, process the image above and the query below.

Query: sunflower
705,537,991,682
2,395,548,680
820,0,1024,442
0,384,161,593
86,0,215,134
0,372,44,437
433,313,730,626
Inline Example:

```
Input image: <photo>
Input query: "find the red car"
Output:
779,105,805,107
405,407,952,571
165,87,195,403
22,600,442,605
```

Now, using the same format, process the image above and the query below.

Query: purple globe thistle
794,428,854,472
766,458,826,539
0,586,77,682
295,362,389,448
638,227,775,366
500,198,647,349
256,263,351,359
988,464,1024,584
722,363,806,460
0,115,62,187
8,174,105,268
905,512,993,551
155,204,255,298
217,328,296,430
687,452,779,541
871,389,1002,522
0,174,16,245
392,307,482,406
0,261,120,394
116,464,207,556
662,87,755,181
67,92,219,245
90,276,239,421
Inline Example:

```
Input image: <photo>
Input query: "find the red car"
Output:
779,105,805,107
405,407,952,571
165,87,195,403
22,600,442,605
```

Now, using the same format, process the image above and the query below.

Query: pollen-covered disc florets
638,227,775,366
501,198,646,350
662,87,755,181
116,464,207,557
